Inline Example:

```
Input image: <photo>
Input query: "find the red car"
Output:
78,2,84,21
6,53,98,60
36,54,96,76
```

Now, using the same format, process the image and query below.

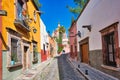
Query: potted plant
33,47,38,62
11,53,17,65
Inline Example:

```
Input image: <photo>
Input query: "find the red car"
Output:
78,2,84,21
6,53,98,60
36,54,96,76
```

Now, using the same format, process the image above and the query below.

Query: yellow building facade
1,0,41,80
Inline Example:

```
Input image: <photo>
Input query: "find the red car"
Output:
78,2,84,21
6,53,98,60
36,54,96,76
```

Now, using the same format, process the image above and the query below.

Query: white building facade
40,18,49,61
77,0,120,78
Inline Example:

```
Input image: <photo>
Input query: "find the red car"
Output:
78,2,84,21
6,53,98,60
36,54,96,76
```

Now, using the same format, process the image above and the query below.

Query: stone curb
67,57,119,80
67,57,91,80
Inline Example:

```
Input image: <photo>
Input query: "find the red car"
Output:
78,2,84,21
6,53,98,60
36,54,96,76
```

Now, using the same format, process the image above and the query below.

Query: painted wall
40,18,49,61
69,21,77,59
0,0,2,79
1,0,41,79
27,0,41,63
62,32,70,53
1,0,23,80
77,0,120,51
77,0,120,78
49,35,57,57
2,51,22,80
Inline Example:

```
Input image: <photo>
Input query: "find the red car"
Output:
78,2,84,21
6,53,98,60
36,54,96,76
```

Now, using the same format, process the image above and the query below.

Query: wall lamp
69,31,81,38
30,26,37,33
82,25,91,32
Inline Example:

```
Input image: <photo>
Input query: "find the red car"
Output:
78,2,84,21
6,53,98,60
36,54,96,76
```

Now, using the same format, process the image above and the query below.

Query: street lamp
69,31,81,38
82,25,91,32
30,26,37,33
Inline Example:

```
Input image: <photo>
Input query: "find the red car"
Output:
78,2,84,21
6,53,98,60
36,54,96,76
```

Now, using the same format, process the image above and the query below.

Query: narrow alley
34,54,86,80
1,0,120,80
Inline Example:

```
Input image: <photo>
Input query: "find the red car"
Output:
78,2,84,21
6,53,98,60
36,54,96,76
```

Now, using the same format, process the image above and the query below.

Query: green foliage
58,46,63,53
67,0,89,19
33,0,42,8
59,26,65,33
56,25,66,53
11,53,18,62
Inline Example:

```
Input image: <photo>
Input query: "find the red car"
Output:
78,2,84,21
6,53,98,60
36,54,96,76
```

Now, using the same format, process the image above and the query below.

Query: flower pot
11,61,15,65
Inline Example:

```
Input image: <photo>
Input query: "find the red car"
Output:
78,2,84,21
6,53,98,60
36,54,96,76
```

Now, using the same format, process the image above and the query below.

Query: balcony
14,19,30,32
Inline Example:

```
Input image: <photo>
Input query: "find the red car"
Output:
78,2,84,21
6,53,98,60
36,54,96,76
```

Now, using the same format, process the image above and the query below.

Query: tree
33,0,42,9
67,0,88,19
57,26,65,53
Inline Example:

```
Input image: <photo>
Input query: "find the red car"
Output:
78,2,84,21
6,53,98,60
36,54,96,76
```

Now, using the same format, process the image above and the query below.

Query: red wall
41,50,47,62
69,21,77,59
0,0,2,79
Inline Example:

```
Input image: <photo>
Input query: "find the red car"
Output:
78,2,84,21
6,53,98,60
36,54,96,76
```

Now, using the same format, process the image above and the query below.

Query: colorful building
77,0,120,78
40,18,49,62
1,0,41,80
69,21,77,60
0,0,3,79
48,34,57,57
62,31,70,54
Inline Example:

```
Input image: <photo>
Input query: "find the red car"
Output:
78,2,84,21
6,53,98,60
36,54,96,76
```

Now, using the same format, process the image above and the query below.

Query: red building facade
0,0,2,79
69,21,77,60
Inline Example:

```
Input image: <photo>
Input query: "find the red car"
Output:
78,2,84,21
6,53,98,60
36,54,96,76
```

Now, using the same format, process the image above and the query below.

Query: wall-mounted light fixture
69,31,81,38
30,26,37,33
82,25,91,32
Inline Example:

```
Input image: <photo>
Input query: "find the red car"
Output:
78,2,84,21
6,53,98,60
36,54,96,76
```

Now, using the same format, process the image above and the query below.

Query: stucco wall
2,51,22,80
40,18,49,50
77,0,120,51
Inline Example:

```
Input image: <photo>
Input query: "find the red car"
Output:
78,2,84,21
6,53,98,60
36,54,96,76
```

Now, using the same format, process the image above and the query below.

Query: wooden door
24,46,28,70
81,43,89,63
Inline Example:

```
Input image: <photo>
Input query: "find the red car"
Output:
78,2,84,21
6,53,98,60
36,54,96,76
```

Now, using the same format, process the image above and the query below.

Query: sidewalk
67,57,119,80
15,58,53,80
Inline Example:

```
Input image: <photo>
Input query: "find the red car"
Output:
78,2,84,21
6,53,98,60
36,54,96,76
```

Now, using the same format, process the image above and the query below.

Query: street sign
0,10,7,16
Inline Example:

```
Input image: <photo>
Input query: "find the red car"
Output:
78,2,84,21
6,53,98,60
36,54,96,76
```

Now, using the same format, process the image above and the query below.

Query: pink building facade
69,21,78,60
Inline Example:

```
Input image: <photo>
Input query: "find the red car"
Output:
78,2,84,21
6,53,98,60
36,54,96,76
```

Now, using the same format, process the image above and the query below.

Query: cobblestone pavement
34,58,60,80
68,56,119,80
58,54,87,80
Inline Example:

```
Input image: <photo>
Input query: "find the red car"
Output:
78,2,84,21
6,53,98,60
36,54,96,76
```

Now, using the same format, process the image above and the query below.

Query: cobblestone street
58,54,86,80
34,58,59,80
34,54,86,80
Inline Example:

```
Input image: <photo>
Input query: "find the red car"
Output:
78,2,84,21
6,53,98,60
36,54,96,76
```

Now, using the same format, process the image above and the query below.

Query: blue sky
39,0,76,35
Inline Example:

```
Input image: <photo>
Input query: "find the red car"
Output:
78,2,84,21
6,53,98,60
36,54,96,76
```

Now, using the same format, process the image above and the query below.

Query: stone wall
2,50,22,80
89,49,103,68
89,49,120,79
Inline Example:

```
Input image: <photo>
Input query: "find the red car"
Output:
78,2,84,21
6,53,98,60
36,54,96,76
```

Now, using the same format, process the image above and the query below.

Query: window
100,22,119,67
11,38,22,65
43,44,46,54
33,43,38,63
70,45,73,57
104,32,116,66
16,0,24,19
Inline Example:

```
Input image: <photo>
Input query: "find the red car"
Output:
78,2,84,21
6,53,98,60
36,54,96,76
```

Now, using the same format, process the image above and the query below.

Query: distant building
69,21,77,60
77,0,120,78
48,34,57,57
62,32,70,54
40,18,49,62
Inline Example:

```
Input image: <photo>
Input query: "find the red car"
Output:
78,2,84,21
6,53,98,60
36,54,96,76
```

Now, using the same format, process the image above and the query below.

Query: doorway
81,43,89,63
79,37,89,64
23,46,28,70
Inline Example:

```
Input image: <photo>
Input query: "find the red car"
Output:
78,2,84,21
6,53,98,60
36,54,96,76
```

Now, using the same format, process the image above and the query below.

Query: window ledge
101,64,120,71
7,63,22,70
